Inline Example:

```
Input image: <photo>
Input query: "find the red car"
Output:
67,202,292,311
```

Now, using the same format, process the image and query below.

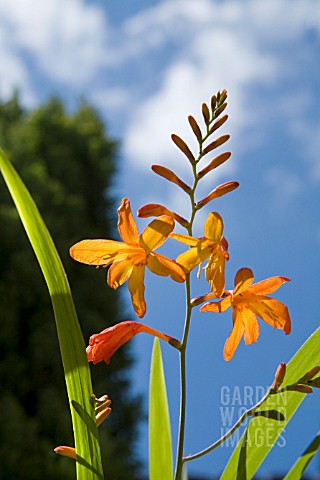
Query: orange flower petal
248,276,291,295
69,239,133,266
139,215,175,253
224,309,245,361
205,251,226,297
200,296,232,313
241,306,260,345
86,320,181,364
249,296,291,334
138,203,171,217
170,232,199,247
148,252,186,282
117,198,139,245
176,244,212,273
146,253,170,277
107,257,135,289
220,236,229,258
233,268,254,294
127,265,146,318
87,321,143,364
203,212,223,243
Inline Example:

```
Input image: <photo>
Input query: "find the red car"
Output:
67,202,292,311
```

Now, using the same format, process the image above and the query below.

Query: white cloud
0,0,109,88
265,166,302,207
289,118,320,181
0,29,35,105
122,0,320,187
0,0,319,196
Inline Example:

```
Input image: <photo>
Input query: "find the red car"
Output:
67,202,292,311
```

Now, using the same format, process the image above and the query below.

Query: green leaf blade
220,327,320,480
0,149,103,479
283,431,320,480
149,338,173,480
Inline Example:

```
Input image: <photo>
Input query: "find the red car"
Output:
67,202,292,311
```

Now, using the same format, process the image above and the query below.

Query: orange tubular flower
170,212,229,297
87,321,181,364
200,268,291,361
70,198,186,318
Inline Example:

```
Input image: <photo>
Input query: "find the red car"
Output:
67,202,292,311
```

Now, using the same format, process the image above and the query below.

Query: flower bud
218,90,228,105
188,115,202,142
171,134,195,163
138,203,189,228
196,181,239,209
298,366,320,383
208,114,228,135
214,102,228,118
202,134,230,155
198,152,231,178
191,292,217,306
211,94,217,111
271,362,286,390
54,446,76,460
309,377,320,388
96,405,112,427
287,384,313,394
151,165,192,193
202,103,210,124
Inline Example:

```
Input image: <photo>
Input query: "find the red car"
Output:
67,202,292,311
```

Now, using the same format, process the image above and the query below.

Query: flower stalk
183,389,271,462
174,92,232,478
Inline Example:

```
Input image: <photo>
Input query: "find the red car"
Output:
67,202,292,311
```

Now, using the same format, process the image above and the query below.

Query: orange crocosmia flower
200,267,291,361
170,212,229,297
70,198,186,318
86,321,181,364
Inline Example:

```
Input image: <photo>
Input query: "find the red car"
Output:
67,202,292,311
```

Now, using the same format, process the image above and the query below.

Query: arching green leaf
0,149,103,480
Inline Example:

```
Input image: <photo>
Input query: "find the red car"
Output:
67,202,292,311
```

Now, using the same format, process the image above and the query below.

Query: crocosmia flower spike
86,321,182,364
170,212,228,297
70,198,186,318
199,267,291,361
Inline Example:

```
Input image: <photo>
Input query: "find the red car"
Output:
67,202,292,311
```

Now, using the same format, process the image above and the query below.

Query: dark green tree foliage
0,95,141,479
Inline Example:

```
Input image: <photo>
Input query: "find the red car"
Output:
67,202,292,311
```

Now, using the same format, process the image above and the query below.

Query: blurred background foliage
0,95,141,479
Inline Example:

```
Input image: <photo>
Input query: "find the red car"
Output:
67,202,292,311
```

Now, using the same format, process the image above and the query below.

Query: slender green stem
183,391,271,462
174,172,197,480
174,338,187,479
174,265,194,480
174,96,228,479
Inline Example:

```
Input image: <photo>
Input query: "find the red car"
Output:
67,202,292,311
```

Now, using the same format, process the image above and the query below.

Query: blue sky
1,0,320,477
